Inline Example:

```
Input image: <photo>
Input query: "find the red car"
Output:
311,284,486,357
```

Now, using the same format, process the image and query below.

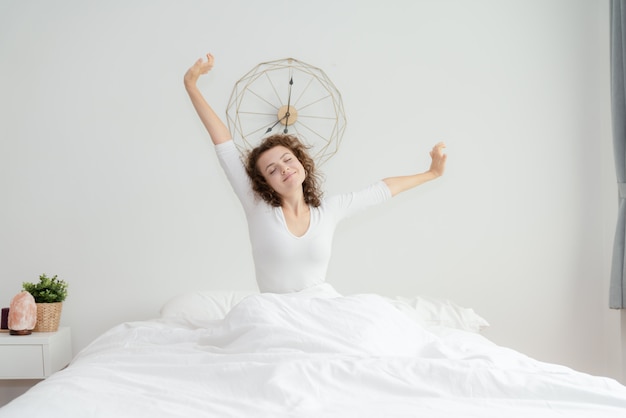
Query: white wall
0,0,621,400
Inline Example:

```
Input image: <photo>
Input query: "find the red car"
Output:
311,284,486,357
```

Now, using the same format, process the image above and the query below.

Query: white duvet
2,291,626,418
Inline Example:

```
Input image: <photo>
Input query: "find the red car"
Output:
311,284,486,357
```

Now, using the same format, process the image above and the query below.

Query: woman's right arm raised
184,53,232,145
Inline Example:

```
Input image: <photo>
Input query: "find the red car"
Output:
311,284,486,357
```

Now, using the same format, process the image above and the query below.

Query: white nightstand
0,327,72,379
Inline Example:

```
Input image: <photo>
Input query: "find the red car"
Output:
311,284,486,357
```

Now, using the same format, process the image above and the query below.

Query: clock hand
284,76,293,133
265,113,288,134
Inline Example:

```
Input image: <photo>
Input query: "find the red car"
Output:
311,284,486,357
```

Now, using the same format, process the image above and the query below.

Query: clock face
226,58,346,166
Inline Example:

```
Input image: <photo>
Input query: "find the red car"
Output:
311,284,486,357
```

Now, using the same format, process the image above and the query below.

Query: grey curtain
611,0,626,309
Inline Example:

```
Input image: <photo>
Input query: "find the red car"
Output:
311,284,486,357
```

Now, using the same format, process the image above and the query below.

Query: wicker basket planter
33,302,63,332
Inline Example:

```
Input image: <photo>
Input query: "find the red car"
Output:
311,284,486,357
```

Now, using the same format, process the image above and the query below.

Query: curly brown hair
245,134,323,207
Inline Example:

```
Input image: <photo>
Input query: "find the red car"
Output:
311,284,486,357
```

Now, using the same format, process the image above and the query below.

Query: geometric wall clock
226,58,346,166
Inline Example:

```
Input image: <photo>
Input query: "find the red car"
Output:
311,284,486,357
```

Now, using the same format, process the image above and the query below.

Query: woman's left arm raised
382,142,447,197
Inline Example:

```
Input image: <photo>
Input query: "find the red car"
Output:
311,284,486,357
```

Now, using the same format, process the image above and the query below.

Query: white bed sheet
2,291,626,418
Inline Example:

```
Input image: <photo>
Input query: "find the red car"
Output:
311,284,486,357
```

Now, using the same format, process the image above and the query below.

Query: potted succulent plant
22,274,68,332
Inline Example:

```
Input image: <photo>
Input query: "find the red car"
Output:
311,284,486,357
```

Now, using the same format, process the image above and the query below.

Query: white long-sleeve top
215,140,391,293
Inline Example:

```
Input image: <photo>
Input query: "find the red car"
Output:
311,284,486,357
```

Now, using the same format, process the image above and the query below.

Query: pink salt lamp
8,291,37,335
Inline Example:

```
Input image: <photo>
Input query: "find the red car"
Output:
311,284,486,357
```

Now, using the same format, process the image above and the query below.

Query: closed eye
264,152,293,175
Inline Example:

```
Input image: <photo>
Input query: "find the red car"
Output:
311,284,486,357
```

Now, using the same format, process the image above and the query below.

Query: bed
2,284,626,418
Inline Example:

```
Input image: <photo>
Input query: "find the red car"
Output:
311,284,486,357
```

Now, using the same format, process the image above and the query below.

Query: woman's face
256,145,306,197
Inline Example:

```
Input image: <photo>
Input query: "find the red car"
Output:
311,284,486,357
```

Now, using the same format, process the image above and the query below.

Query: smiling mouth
283,172,295,182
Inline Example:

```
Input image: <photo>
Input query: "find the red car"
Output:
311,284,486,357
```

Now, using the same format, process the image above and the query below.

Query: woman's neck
281,196,310,237
281,195,308,215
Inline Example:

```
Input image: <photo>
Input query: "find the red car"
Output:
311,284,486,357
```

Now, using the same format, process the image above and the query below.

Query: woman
184,53,447,294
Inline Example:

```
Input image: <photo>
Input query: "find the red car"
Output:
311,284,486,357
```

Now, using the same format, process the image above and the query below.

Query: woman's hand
184,53,215,88
428,142,447,178
183,53,231,145
382,142,447,197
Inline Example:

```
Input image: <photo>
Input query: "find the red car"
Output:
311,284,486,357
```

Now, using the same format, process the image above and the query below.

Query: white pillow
160,290,256,320
160,290,490,333
388,295,490,333
160,284,340,321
